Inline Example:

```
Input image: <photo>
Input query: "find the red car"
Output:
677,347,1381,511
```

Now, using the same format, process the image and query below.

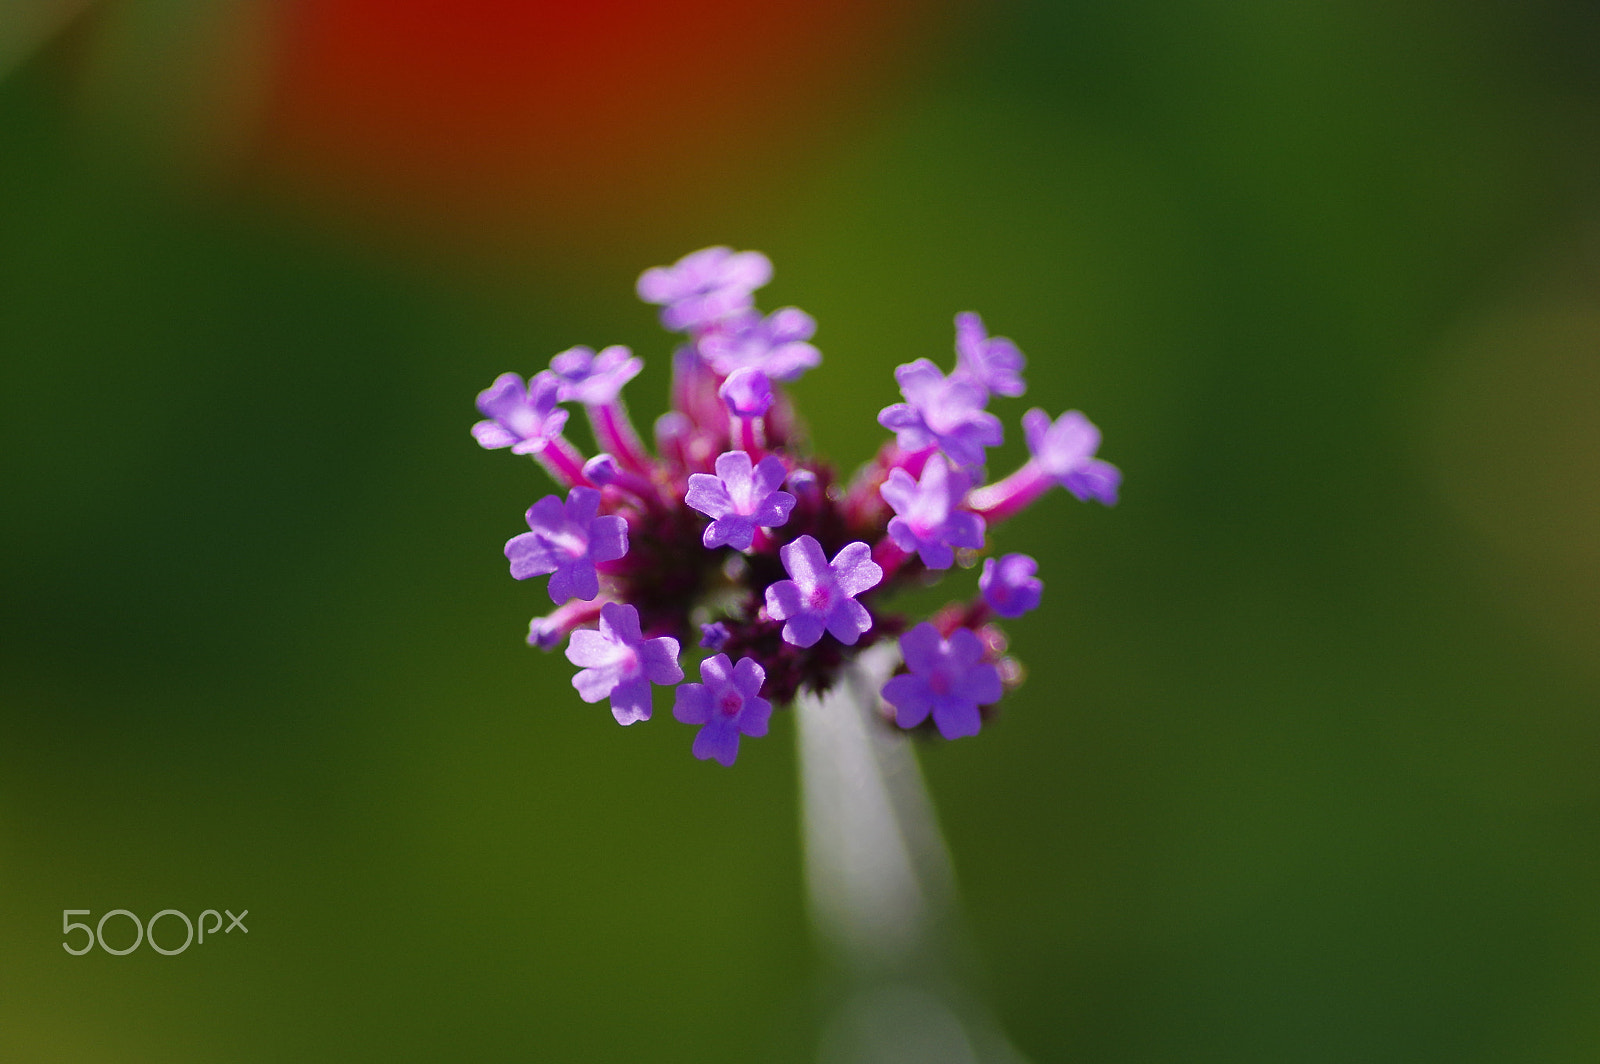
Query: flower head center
807,585,833,611
542,529,589,559
507,407,541,436
718,690,744,717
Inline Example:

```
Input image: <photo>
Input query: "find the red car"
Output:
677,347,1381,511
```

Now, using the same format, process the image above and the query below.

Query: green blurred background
4,1,1600,1060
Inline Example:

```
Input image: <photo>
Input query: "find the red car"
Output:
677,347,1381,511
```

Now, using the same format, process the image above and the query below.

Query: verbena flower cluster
473,247,1119,765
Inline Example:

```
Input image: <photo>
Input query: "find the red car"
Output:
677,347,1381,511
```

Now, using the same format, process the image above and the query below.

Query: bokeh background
4,1,1600,1060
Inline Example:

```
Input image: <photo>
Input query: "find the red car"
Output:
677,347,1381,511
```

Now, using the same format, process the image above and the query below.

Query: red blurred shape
258,0,938,240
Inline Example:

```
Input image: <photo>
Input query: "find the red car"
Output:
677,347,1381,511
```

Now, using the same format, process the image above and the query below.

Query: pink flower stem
597,468,660,505
535,436,592,489
891,445,937,479
589,401,653,476
841,443,896,527
965,460,1052,526
528,598,604,649
654,412,693,475
731,414,764,459
672,348,725,436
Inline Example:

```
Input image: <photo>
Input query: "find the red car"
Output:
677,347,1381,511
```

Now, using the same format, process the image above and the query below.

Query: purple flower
980,554,1042,618
881,623,1002,739
672,653,772,766
528,617,563,650
472,371,569,454
684,450,796,550
505,486,629,604
699,622,731,650
548,345,642,407
1022,408,1121,505
764,535,883,648
953,312,1026,398
699,307,822,382
474,248,1131,751
718,367,775,418
877,359,1003,469
637,247,772,332
879,454,986,569
566,602,683,725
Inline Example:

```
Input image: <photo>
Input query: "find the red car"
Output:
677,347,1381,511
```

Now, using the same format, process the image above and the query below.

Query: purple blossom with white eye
672,654,772,766
1023,408,1121,505
879,454,986,570
565,602,683,725
472,371,569,454
764,536,883,648
505,487,629,604
881,623,1002,739
980,554,1042,618
548,345,642,406
699,307,822,382
684,450,796,550
718,367,775,418
877,359,1003,469
637,247,773,332
953,312,1026,398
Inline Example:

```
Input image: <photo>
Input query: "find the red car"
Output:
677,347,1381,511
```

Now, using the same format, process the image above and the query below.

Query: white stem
796,643,955,968
796,644,1031,1064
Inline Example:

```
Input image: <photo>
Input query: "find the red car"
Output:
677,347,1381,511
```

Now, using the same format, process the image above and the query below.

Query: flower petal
673,683,711,725
564,486,601,526
830,542,883,598
589,515,629,562
505,532,559,579
750,455,789,497
826,597,872,645
931,698,982,739
549,557,599,604
699,653,733,689
610,678,653,725
954,662,1003,706
685,474,733,519
1062,457,1121,505
713,450,754,498
882,673,931,727
637,636,683,686
781,612,826,648
705,516,755,551
598,601,643,645
565,628,621,669
763,579,804,622
897,623,944,673
750,491,796,528
692,721,741,766
738,698,773,737
778,536,829,590
731,656,765,696
471,420,516,449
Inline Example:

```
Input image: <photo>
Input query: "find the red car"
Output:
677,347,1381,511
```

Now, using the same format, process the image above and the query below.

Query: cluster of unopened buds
472,248,1119,766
